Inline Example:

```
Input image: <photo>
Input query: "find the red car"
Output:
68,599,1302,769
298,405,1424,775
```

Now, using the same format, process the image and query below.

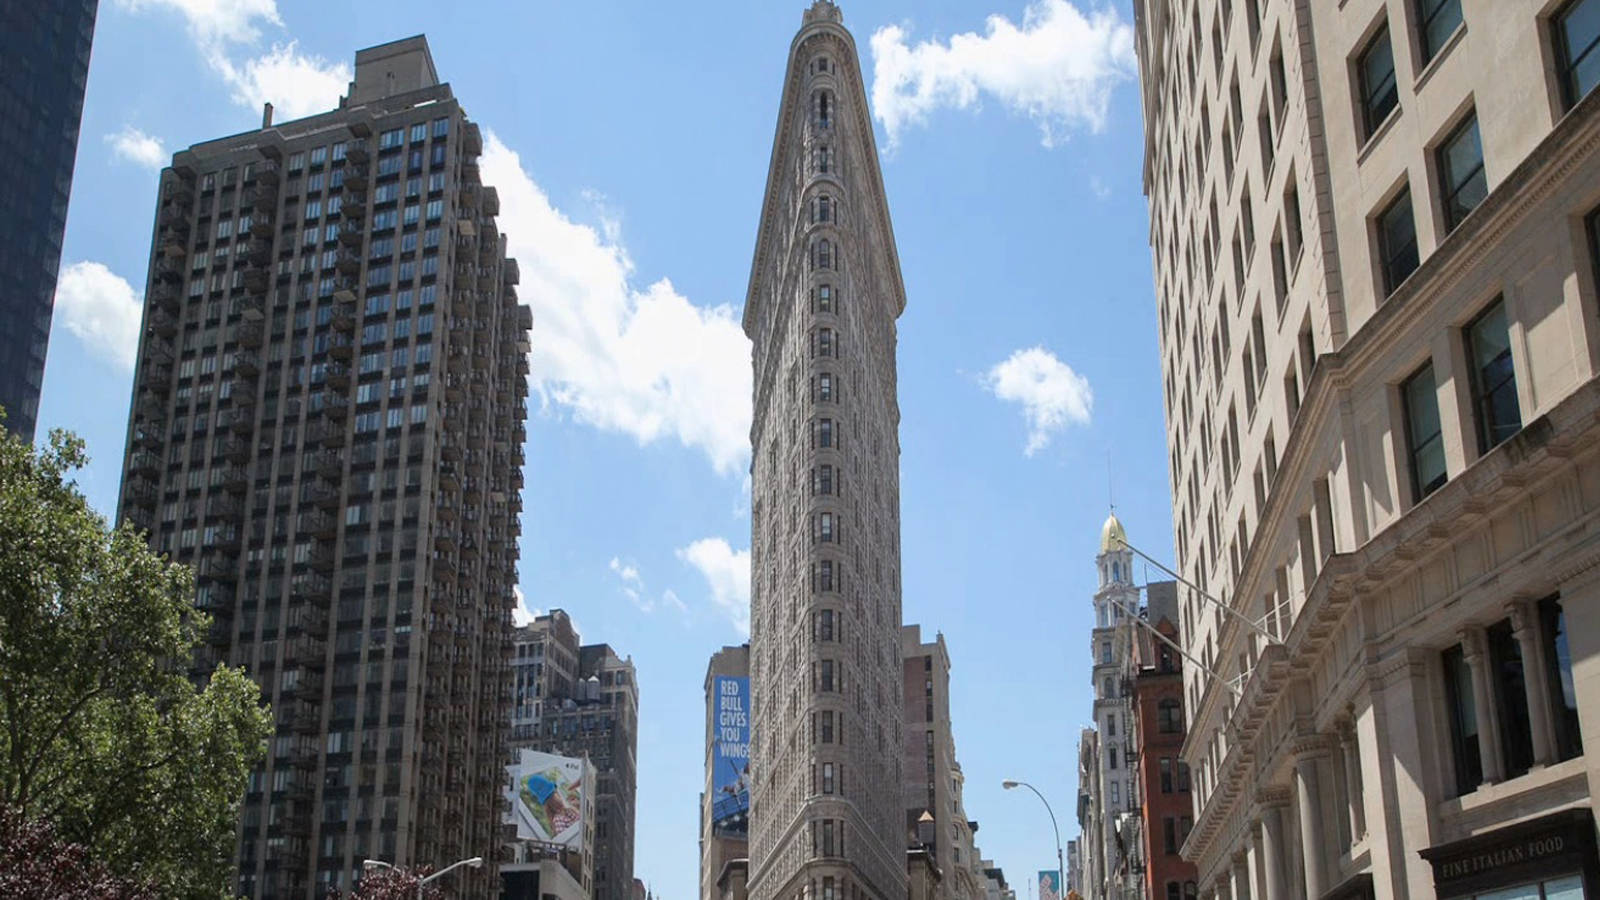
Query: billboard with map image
506,749,586,849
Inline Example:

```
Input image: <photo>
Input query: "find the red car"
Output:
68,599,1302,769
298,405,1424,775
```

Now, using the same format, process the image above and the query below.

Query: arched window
1112,561,1122,582
813,239,832,270
815,194,832,223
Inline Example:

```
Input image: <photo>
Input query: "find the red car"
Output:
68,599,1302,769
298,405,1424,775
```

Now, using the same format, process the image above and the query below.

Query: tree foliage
335,865,444,899
0,426,272,898
0,804,158,899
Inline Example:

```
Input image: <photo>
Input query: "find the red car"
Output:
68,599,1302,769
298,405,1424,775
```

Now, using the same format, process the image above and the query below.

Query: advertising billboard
711,675,750,835
1038,871,1061,900
505,749,589,850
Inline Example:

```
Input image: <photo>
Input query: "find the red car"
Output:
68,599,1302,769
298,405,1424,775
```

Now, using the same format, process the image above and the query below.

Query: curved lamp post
362,856,484,900
1003,780,1065,898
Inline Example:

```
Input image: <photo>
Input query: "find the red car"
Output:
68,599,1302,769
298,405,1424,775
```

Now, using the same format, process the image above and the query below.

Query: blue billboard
711,675,750,835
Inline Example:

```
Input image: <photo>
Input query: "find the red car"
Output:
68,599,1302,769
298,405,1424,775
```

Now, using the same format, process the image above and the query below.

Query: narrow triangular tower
744,5,909,900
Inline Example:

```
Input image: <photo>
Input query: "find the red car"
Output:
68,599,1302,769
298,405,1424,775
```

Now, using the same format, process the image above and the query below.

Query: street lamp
362,856,484,900
1003,780,1065,899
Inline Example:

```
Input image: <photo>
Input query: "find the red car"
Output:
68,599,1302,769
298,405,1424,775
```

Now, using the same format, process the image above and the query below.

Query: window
1442,643,1483,795
1541,597,1584,761
1109,748,1118,769
1178,761,1191,792
1160,757,1174,793
1163,817,1178,854
1417,0,1463,63
1438,114,1486,232
818,373,833,402
819,512,833,542
1358,26,1399,139
1465,298,1521,453
1377,188,1419,295
1158,699,1182,733
1109,782,1120,807
817,284,833,312
1167,884,1182,900
1556,0,1600,109
1486,619,1535,779
1402,363,1447,501
1100,641,1112,664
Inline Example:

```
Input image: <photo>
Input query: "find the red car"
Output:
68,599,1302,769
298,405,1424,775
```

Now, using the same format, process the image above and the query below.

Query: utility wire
1111,537,1275,643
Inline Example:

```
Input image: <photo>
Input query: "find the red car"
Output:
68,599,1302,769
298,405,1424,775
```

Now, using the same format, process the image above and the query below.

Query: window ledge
1435,756,1588,826
1413,24,1468,96
1356,107,1403,167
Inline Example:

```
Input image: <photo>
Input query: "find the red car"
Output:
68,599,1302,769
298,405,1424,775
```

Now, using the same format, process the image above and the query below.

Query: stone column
1231,853,1251,900
1460,628,1505,784
1247,818,1266,900
1295,749,1329,898
1257,790,1290,900
1339,718,1366,841
1510,599,1556,766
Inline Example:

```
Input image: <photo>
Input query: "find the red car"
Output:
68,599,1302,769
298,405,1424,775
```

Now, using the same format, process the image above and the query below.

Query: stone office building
116,35,529,897
743,4,912,900
1133,0,1600,897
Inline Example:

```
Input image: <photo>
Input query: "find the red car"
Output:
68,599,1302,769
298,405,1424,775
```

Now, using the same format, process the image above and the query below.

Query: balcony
463,122,483,155
307,420,346,448
225,405,255,436
319,394,349,420
503,258,520,285
323,361,351,389
152,257,184,284
304,482,341,512
196,554,237,583
234,351,261,376
285,605,328,637
232,321,264,348
283,670,324,700
243,186,276,214
286,635,327,670
326,335,353,362
328,301,356,332
244,237,273,266
334,247,363,276
204,494,242,519
338,220,365,247
248,212,274,238
146,307,179,339
236,292,265,321
313,451,344,482
157,204,190,231
133,394,165,425
123,480,160,510
148,281,181,314
483,186,500,216
292,574,332,604
219,466,250,493
340,178,368,206
345,140,369,164
241,268,270,294
162,183,195,210
127,425,164,455
253,160,280,189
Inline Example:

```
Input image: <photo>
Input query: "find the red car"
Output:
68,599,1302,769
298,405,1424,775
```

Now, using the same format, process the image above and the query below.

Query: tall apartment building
1080,514,1142,900
1123,582,1195,900
116,36,529,898
744,4,910,900
1134,0,1600,897
510,611,639,900
702,643,752,900
902,625,986,900
0,0,98,440
1075,729,1103,900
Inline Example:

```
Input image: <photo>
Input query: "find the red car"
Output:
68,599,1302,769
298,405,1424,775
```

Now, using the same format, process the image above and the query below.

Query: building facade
1125,582,1197,900
745,4,910,900
1082,514,1143,900
902,625,987,900
1134,0,1600,897
0,0,98,440
703,644,753,900
116,35,528,898
1077,728,1104,900
510,612,639,900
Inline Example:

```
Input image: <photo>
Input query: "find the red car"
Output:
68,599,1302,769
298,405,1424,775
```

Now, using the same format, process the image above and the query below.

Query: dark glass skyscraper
0,0,98,440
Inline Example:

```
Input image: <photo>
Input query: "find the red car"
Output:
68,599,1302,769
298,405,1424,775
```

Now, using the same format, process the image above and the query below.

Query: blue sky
43,0,1171,895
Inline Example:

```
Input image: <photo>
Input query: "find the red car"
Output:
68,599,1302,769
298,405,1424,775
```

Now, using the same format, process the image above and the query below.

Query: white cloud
677,538,751,637
105,126,167,170
116,0,348,122
869,0,1136,148
480,133,753,475
609,556,689,619
211,42,350,121
984,346,1093,455
512,585,541,627
53,262,144,372
113,0,281,47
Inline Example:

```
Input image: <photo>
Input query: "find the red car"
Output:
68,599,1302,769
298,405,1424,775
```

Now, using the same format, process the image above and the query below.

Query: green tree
0,424,271,898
